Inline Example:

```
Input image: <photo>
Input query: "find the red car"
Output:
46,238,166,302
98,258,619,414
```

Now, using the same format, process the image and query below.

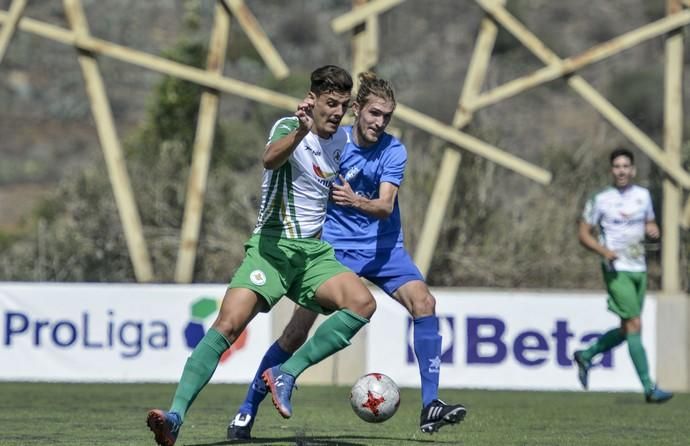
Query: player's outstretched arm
263,99,314,170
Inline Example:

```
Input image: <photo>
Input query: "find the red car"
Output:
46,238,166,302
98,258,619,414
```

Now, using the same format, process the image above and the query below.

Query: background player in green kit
574,148,672,403
146,65,377,446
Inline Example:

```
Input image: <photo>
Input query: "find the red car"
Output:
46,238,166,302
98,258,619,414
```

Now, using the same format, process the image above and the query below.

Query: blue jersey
322,126,406,249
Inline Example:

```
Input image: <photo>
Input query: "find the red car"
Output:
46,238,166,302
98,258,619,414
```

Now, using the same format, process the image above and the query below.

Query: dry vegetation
0,0,686,289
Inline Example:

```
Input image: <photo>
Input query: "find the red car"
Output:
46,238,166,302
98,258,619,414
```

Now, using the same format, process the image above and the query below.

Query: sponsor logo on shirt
312,164,335,179
305,145,321,156
312,164,337,187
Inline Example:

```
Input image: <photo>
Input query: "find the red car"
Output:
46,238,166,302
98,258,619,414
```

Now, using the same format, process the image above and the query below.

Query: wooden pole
0,0,27,64
475,0,690,189
175,3,230,283
63,0,154,282
0,11,298,111
681,200,690,228
0,11,551,184
219,0,289,79
414,2,502,276
344,0,382,132
395,104,551,185
331,0,405,33
662,0,684,293
414,150,461,275
469,10,690,111
0,9,549,185
351,0,379,91
363,14,379,70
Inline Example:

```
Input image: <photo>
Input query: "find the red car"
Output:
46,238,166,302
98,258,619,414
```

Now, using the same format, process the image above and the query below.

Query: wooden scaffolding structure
0,0,688,295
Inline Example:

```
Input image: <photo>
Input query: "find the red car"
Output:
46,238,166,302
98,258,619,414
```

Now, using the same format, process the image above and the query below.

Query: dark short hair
610,147,634,165
310,65,353,96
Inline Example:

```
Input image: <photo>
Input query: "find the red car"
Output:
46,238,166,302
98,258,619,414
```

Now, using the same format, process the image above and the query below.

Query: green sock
626,332,653,393
582,328,625,362
280,309,368,378
170,328,231,421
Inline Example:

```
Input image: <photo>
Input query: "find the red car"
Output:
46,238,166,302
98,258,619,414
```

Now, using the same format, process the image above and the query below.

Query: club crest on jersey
344,166,360,182
334,149,342,162
250,270,267,286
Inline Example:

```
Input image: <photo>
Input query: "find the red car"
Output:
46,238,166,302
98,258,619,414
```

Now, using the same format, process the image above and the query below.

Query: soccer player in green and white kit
227,72,466,441
146,65,377,446
574,148,672,403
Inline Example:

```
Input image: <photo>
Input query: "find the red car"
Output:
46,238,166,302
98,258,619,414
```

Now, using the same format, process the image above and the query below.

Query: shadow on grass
613,394,645,405
191,433,457,445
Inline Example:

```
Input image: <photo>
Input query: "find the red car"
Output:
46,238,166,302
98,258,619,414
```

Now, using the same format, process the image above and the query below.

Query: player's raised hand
331,175,358,207
295,97,314,132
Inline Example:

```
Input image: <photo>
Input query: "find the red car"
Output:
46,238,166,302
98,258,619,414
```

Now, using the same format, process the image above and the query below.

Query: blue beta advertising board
367,289,656,392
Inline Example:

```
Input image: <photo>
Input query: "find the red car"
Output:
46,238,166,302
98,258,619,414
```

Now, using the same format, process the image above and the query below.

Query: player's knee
211,317,242,344
630,320,642,333
409,292,436,318
622,317,642,334
349,294,376,319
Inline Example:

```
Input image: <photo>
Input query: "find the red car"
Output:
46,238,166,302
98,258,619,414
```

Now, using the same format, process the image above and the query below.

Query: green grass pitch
1,382,688,445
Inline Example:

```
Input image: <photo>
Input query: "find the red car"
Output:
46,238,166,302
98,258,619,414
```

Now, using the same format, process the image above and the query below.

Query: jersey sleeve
644,189,656,221
380,139,407,187
267,117,299,144
581,194,599,225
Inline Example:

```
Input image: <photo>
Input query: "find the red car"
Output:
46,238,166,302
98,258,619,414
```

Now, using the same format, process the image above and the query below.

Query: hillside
0,0,681,288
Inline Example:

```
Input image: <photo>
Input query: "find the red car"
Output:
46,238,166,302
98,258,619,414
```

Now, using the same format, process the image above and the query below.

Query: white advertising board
367,289,656,392
0,283,271,382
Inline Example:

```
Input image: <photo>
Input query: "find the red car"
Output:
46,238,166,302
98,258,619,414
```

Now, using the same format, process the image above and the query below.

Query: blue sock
238,341,292,416
413,316,442,408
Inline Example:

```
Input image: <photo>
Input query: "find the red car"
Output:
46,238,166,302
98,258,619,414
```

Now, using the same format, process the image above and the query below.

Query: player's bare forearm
263,99,314,170
578,221,617,261
263,127,309,169
331,177,396,219
351,195,393,219
645,221,660,239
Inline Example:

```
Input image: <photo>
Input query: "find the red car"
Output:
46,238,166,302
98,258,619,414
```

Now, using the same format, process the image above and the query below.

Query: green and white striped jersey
253,117,347,238
582,185,655,272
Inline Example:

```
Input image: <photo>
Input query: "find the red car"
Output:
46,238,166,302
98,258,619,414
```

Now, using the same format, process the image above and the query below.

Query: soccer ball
349,373,400,423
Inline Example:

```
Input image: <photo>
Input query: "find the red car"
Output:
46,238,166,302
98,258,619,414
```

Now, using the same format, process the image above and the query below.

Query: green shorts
229,233,351,314
602,267,647,319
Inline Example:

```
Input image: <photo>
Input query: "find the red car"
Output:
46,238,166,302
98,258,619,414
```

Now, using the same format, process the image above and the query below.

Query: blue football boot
146,409,181,446
262,365,296,418
645,386,673,404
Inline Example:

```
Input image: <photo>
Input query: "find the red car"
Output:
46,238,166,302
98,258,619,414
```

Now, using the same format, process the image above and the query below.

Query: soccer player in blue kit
228,72,467,440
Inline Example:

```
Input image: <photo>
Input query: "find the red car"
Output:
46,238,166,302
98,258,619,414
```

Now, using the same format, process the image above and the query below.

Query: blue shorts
334,247,424,296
